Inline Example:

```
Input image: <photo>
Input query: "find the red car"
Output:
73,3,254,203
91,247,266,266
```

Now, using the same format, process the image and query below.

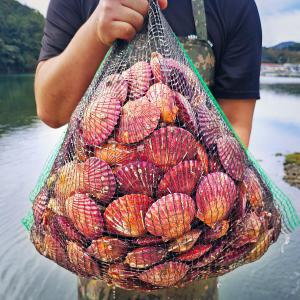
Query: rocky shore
283,153,300,189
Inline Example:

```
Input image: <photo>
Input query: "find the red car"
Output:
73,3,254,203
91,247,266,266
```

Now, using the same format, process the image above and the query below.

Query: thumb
158,0,168,10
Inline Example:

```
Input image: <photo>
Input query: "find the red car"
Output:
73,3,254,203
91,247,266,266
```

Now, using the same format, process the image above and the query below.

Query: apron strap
191,0,208,41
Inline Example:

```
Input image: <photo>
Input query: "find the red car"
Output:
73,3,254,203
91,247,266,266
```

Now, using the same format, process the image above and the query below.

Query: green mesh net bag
22,0,300,290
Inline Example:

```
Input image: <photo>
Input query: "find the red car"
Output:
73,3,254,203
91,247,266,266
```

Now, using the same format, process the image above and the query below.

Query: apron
78,1,217,299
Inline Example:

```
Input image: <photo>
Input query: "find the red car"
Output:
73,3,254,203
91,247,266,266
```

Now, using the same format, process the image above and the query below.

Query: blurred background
0,0,300,299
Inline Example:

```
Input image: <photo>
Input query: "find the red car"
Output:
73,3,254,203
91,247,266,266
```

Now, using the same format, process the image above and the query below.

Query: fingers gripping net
23,0,299,290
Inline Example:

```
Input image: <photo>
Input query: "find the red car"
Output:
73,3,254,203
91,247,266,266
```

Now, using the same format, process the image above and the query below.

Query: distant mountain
0,0,44,74
262,41,300,64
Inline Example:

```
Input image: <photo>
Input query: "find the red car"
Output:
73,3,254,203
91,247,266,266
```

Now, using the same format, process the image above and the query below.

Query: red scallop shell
196,172,237,227
145,193,196,239
150,52,164,82
146,83,178,124
125,246,167,269
133,235,164,247
47,197,66,216
122,61,152,100
168,229,202,253
139,262,189,287
202,220,230,242
142,127,198,172
108,263,138,281
94,139,137,166
157,160,205,197
217,246,250,267
208,151,224,173
234,212,262,248
74,135,89,162
67,241,101,278
65,193,104,240
217,136,247,181
30,226,46,255
115,97,160,144
177,244,212,262
104,194,154,237
33,188,49,225
174,91,199,136
197,105,228,148
97,74,128,104
196,143,209,173
87,237,129,262
239,168,264,209
190,90,207,112
116,161,162,197
82,96,121,146
54,162,85,201
83,157,116,204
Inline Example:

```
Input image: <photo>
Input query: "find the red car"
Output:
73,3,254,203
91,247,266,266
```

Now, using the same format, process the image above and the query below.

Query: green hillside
0,0,44,74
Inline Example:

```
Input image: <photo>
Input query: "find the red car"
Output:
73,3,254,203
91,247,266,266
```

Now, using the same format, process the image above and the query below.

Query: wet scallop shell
196,143,209,173
146,83,178,124
47,197,66,216
94,139,137,166
122,61,152,100
177,244,212,262
217,135,247,181
65,193,104,240
196,172,237,227
108,263,138,281
97,74,128,104
116,161,161,197
104,194,154,237
139,262,189,287
217,246,250,267
125,246,167,269
33,188,49,225
168,229,202,253
174,91,199,136
145,193,196,239
115,97,160,144
82,96,121,146
67,241,101,278
87,237,129,262
157,160,205,197
133,236,164,247
83,157,116,204
202,220,230,242
142,127,198,172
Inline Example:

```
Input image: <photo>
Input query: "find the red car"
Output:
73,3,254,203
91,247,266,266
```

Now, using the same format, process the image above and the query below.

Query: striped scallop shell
146,83,178,124
139,262,189,287
122,61,152,100
142,127,198,172
157,160,205,197
196,172,237,227
177,244,212,262
65,193,104,240
67,241,101,278
87,237,129,262
33,188,49,225
196,143,209,173
83,157,116,204
115,98,160,144
168,229,202,253
94,139,137,166
97,74,128,104
125,246,167,269
133,235,164,247
116,161,162,197
145,193,196,239
202,220,230,242
104,194,154,237
108,263,138,281
82,96,121,146
197,105,228,148
217,136,247,181
174,91,199,136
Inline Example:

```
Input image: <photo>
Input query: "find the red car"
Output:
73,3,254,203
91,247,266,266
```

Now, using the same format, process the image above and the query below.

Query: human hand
94,0,168,46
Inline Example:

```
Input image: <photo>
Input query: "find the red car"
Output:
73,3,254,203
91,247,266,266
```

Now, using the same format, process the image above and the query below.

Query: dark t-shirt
39,0,262,99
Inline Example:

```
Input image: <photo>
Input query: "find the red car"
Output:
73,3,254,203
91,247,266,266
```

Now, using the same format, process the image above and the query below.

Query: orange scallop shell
65,193,104,240
87,237,129,262
168,229,202,253
115,98,160,144
177,244,212,262
196,172,237,227
145,193,196,239
108,263,138,281
139,262,189,287
83,157,116,204
146,83,178,124
33,188,49,225
142,127,198,172
82,96,121,146
116,161,162,197
157,160,205,197
104,194,154,237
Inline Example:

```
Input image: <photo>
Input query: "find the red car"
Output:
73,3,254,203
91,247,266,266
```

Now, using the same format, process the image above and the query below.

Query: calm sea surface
0,75,299,300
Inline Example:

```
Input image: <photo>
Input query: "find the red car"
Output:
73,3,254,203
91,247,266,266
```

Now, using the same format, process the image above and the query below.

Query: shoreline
283,153,300,189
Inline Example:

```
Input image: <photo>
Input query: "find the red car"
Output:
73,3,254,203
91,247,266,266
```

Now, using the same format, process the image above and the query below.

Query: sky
18,0,300,47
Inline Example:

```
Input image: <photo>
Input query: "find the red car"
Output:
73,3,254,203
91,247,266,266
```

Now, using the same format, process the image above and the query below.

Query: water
0,75,299,300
